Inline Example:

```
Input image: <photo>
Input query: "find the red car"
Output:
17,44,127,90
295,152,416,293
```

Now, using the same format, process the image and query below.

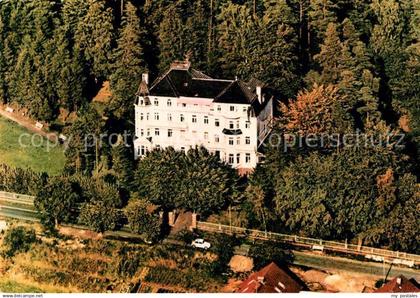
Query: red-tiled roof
375,275,420,293
236,262,306,293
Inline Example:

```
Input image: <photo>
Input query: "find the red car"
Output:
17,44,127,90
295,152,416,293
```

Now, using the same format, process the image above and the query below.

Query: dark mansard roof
141,61,280,115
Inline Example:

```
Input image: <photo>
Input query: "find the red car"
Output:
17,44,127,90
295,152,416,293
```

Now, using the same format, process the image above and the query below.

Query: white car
191,238,211,249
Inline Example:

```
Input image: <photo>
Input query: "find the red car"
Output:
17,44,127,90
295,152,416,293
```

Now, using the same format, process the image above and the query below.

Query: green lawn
0,116,65,175
0,280,43,293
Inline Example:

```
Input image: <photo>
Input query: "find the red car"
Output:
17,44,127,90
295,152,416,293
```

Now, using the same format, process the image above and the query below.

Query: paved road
293,251,420,280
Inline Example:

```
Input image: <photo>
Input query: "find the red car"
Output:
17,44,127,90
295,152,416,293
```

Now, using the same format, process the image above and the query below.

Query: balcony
222,128,242,135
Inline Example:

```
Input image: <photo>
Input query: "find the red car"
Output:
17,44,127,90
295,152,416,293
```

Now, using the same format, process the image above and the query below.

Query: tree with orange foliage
280,84,353,135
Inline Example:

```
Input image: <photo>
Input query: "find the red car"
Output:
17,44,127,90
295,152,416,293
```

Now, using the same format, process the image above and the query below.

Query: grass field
0,279,43,293
0,116,65,175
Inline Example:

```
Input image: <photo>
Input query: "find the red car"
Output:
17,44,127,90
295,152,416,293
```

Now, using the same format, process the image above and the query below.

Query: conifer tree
184,0,211,71
157,5,185,71
313,23,344,84
110,2,145,119
308,0,337,39
74,0,114,80
217,3,255,77
51,29,86,112
111,137,133,190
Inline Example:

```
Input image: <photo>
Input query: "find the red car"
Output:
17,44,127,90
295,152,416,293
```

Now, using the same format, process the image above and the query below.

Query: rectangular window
140,99,144,105
246,136,251,144
140,113,144,120
236,153,240,164
245,121,250,128
217,105,221,112
154,112,159,120
167,113,172,121
167,99,172,106
204,116,209,124
192,115,197,123
236,121,240,129
154,99,159,106
230,106,235,111
141,146,145,156
181,147,185,153
215,135,219,143
146,113,149,120
228,154,234,164
243,106,247,112
147,129,150,136
236,137,240,145
204,132,208,140
155,128,160,136
245,153,251,163
229,137,234,145
229,121,234,129
168,129,173,137
140,129,144,137
180,114,185,122
156,144,161,150
215,119,220,127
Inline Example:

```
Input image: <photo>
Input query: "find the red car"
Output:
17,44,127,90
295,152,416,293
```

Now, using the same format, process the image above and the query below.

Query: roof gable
149,68,232,99
236,262,306,293
375,275,420,293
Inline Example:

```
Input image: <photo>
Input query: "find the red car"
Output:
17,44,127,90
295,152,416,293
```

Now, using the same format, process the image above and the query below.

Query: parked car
191,238,211,249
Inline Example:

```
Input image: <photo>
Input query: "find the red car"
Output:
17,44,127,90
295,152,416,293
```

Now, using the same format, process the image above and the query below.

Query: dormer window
154,99,159,106
167,99,172,107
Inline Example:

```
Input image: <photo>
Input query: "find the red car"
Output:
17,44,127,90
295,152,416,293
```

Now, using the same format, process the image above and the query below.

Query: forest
0,0,419,253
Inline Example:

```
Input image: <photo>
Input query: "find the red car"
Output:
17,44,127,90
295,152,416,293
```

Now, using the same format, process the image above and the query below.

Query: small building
235,262,307,293
134,60,278,174
374,275,420,293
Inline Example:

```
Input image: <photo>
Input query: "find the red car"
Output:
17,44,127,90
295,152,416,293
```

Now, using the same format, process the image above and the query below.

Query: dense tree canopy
135,147,238,214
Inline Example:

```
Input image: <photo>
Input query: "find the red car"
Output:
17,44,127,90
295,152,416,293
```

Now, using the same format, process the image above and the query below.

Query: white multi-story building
134,60,275,173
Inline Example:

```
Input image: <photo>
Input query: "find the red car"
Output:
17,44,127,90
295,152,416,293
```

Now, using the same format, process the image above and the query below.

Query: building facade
134,61,276,173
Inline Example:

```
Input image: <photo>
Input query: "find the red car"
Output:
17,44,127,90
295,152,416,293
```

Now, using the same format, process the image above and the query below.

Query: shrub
249,240,294,269
78,201,123,233
2,226,37,257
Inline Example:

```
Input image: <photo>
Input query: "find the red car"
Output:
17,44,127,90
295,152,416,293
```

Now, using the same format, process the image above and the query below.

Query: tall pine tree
110,2,145,119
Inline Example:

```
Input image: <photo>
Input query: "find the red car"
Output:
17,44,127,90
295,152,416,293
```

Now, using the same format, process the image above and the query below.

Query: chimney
257,276,265,284
142,73,149,85
256,86,262,103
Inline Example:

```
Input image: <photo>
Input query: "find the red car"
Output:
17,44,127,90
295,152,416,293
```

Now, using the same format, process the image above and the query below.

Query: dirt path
0,104,58,142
